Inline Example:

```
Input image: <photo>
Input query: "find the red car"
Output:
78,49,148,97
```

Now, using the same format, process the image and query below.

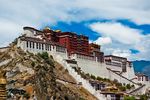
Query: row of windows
26,41,52,51
104,94,123,100
26,41,66,53
56,46,66,53
77,54,96,61
138,76,149,81
105,62,122,67
112,57,126,62
90,83,105,90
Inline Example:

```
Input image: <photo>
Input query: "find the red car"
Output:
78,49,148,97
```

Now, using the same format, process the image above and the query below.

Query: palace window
33,42,34,48
111,94,116,100
42,44,44,50
36,43,38,49
39,43,41,49
29,41,32,48
47,45,49,51
49,45,51,51
26,41,29,48
45,44,47,51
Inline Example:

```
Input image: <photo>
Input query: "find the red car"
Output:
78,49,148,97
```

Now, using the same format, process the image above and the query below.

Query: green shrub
105,78,111,82
123,83,126,86
79,97,85,100
38,52,49,60
31,61,35,67
90,74,96,80
97,76,103,81
85,73,90,77
126,84,131,89
140,94,148,100
38,52,54,67
119,86,126,91
124,96,135,100
131,84,135,88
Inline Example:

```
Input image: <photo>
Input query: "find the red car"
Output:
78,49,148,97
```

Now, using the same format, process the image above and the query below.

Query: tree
90,74,96,80
140,94,148,100
38,52,49,60
126,84,131,89
119,86,126,91
38,52,54,67
97,76,102,81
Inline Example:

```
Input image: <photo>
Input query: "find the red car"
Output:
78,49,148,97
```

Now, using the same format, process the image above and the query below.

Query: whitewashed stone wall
71,54,139,86
122,65,136,82
17,39,68,60
106,64,122,72
76,58,109,78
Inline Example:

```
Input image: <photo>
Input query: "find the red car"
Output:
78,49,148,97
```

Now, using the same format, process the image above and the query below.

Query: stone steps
54,54,106,100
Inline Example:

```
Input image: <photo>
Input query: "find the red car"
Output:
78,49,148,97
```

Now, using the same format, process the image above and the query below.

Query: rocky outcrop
0,45,97,100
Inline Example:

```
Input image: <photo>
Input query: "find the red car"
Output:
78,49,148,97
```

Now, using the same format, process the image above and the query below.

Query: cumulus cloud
0,19,23,46
94,37,112,45
112,49,131,58
89,21,150,60
89,22,143,45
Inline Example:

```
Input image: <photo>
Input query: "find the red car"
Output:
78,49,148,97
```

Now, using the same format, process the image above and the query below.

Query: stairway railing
54,54,106,100
128,84,146,94
107,68,139,85
107,68,147,95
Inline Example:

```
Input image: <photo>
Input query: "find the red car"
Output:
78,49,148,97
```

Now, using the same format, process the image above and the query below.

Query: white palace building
16,26,150,100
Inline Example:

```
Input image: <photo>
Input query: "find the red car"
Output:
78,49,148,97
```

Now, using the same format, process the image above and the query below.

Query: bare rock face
0,45,97,100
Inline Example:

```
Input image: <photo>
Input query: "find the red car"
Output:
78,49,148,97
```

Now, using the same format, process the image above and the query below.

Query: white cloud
0,19,23,47
89,22,143,45
94,37,112,45
112,49,131,59
133,35,150,60
89,21,150,60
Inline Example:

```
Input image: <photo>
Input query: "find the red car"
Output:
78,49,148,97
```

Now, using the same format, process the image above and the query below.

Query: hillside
0,45,97,100
133,60,150,77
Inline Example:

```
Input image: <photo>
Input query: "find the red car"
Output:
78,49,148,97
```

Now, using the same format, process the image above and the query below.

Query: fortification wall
75,57,138,85
123,65,136,81
106,64,122,72
76,58,109,78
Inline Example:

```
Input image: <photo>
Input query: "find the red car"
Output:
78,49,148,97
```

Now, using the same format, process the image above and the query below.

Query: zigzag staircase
107,68,146,95
107,68,139,85
54,54,106,100
128,84,146,94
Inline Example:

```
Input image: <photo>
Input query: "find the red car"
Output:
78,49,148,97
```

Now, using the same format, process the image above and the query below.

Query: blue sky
0,0,150,61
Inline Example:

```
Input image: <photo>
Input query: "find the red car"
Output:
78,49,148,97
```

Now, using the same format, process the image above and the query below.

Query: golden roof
0,78,6,84
55,30,61,32
44,26,51,30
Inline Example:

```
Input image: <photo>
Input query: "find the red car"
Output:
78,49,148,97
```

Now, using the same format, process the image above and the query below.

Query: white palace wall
76,58,109,78
18,38,139,86
71,54,137,85
17,39,68,59
123,65,136,81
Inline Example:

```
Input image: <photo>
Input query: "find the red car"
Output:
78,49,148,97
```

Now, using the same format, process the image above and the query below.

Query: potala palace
17,26,150,100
